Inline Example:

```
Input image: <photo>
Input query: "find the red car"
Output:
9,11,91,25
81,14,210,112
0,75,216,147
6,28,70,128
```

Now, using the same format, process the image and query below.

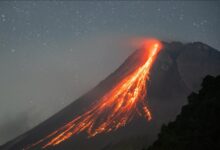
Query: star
11,49,16,53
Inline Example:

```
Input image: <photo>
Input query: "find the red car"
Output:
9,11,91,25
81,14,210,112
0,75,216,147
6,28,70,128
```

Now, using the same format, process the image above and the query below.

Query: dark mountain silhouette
146,75,220,150
1,41,220,150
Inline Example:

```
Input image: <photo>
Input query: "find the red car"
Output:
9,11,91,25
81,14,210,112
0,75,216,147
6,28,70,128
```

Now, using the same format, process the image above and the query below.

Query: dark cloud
0,111,29,144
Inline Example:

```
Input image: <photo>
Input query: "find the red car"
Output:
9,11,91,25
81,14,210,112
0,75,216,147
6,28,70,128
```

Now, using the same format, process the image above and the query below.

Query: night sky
0,1,219,144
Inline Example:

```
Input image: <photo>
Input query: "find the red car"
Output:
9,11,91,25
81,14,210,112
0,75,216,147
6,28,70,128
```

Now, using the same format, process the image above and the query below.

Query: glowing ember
25,39,162,149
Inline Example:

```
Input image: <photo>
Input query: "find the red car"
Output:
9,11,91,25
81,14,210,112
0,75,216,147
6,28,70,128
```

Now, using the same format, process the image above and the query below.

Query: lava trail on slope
25,39,162,149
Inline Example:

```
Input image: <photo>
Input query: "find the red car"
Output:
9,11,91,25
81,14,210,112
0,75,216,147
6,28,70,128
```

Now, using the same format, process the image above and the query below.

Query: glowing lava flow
25,39,162,149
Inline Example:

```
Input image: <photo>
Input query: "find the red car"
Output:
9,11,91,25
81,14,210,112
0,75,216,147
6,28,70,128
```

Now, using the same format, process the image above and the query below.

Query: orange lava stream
25,39,162,149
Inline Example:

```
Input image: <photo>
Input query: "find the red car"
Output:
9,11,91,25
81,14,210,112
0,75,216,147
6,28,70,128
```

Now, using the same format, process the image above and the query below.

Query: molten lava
25,39,162,149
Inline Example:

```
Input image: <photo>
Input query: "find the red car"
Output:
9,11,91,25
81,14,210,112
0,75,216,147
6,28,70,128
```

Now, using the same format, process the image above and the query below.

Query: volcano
2,40,220,150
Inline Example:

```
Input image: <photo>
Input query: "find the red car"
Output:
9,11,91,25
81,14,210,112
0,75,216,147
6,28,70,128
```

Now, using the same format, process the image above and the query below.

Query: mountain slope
147,75,220,150
2,41,220,150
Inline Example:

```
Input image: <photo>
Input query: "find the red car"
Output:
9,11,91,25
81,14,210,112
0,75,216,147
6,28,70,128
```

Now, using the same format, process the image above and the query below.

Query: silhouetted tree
147,75,220,150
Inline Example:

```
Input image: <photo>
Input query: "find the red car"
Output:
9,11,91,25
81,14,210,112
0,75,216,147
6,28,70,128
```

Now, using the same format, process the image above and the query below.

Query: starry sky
0,1,219,144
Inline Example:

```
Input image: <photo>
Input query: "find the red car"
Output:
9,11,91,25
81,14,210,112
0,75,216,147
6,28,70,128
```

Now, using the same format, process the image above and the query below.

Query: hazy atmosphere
0,1,220,144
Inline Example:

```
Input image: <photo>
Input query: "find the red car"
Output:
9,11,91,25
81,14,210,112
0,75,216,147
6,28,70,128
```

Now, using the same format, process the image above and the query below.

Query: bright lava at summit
25,39,162,149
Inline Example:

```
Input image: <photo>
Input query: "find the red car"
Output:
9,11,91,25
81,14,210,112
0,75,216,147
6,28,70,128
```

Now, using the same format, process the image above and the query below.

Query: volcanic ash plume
25,39,162,149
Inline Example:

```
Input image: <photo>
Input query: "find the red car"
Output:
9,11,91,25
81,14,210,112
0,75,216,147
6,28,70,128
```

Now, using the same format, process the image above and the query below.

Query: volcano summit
2,40,220,150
